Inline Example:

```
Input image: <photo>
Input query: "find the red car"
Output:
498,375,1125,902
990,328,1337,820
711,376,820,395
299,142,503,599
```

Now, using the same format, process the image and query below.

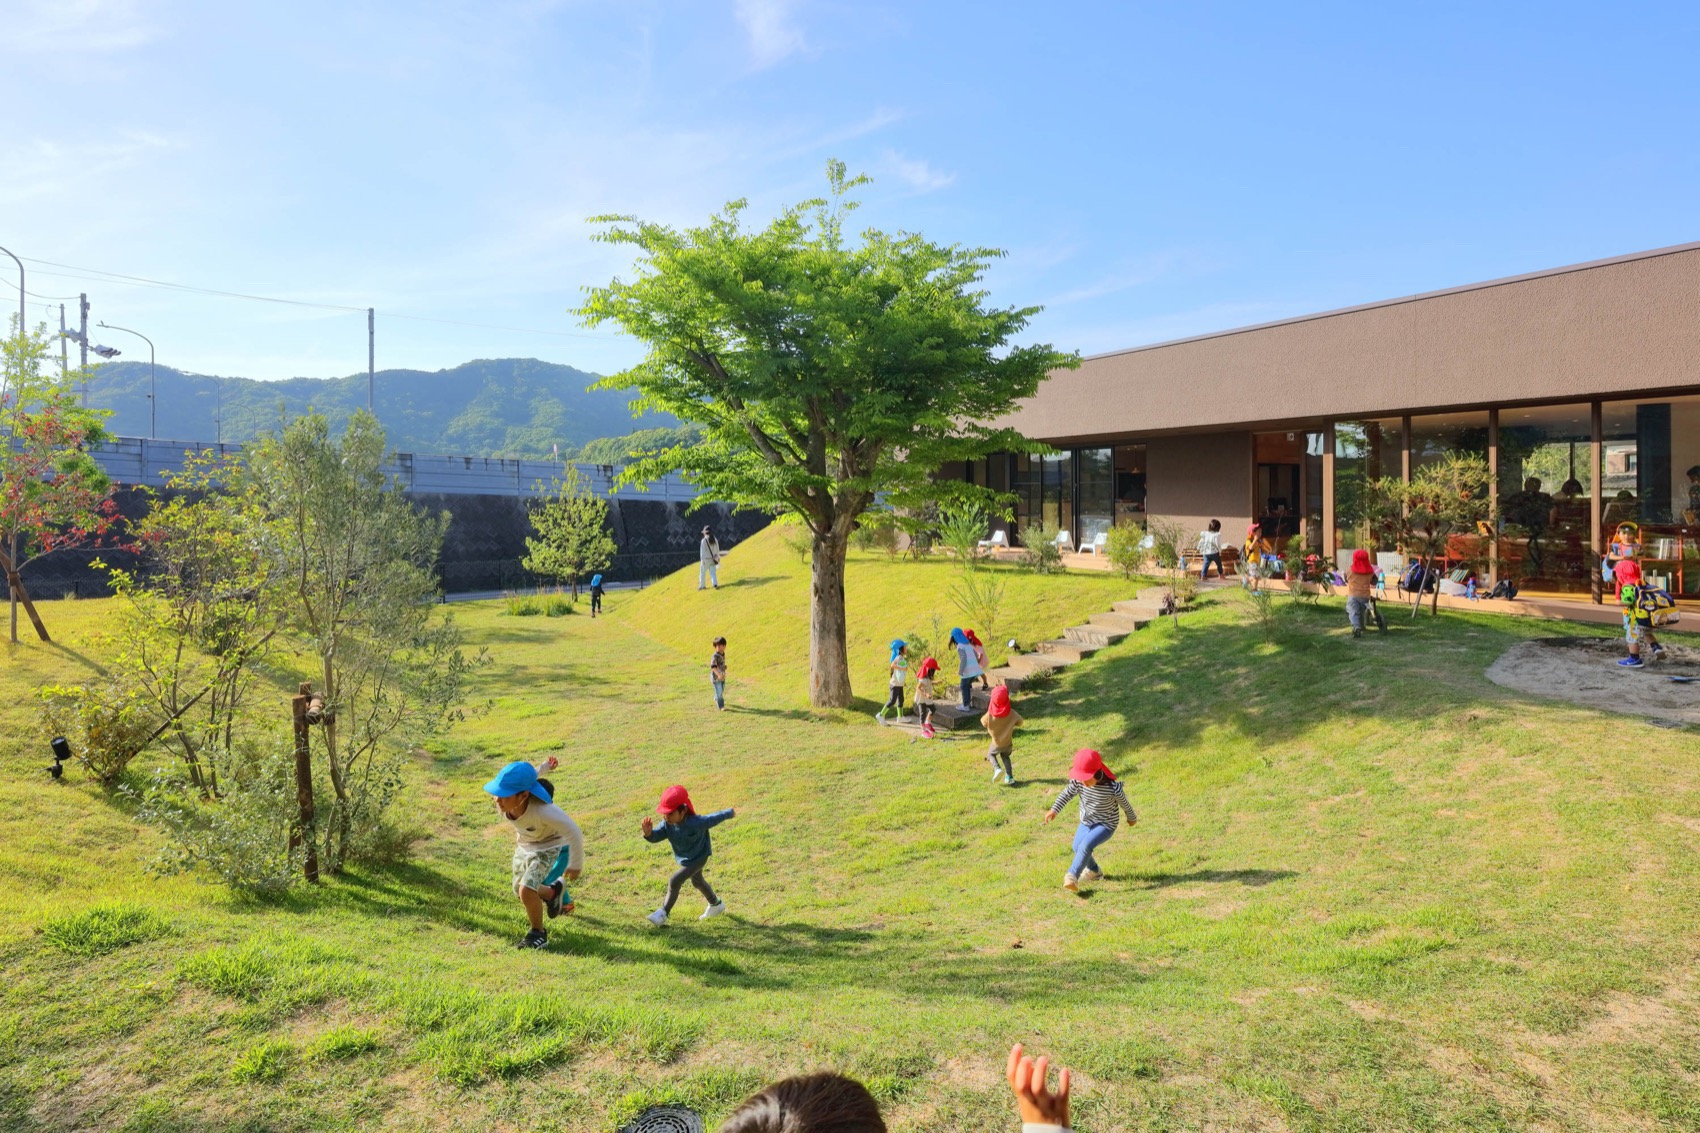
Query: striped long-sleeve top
1048,779,1137,830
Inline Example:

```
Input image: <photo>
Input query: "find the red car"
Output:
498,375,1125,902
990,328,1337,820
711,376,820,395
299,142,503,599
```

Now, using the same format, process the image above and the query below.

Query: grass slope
3,538,1700,1132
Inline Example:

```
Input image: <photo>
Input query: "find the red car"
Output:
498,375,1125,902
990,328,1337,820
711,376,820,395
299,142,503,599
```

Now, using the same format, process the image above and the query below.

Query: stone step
927,702,980,730
1138,586,1174,603
983,667,1028,693
1088,610,1149,632
1064,624,1128,647
1113,599,1169,618
1035,638,1098,664
1001,652,1062,676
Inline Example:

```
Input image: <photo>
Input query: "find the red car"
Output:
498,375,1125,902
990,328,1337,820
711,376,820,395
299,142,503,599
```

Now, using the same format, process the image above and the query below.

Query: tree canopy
577,162,1075,706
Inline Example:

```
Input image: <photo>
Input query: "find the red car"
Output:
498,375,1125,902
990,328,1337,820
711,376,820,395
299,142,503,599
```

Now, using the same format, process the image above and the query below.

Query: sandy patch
1485,638,1700,725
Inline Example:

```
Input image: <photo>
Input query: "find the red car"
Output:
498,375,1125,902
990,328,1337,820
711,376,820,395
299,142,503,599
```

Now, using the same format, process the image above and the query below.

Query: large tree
579,163,1074,706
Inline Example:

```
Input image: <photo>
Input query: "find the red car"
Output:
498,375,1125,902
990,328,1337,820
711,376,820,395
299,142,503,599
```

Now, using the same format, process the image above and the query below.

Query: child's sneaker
520,929,549,949
1062,874,1079,892
1004,776,1018,788
700,901,727,920
646,909,669,928
1619,656,1646,668
1652,645,1668,661
544,881,566,919
1079,868,1103,882
874,709,886,723
990,766,1004,783
922,722,935,738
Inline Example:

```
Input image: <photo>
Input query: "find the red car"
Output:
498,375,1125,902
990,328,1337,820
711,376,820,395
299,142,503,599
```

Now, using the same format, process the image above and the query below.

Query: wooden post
291,682,320,883
1321,423,1336,559
1487,409,1500,588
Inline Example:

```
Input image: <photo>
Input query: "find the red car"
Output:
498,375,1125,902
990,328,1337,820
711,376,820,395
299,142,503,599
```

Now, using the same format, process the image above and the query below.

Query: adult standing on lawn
699,525,721,590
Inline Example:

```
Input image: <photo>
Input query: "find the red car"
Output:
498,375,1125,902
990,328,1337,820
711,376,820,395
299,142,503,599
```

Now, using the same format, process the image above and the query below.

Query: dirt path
1486,637,1700,725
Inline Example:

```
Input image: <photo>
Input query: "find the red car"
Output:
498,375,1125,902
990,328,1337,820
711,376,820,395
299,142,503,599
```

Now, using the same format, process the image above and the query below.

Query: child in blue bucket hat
484,757,584,949
875,640,908,723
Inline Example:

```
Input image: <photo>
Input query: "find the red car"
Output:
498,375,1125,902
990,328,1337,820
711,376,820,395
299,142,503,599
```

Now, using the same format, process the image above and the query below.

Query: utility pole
58,305,68,381
78,294,89,382
367,307,375,413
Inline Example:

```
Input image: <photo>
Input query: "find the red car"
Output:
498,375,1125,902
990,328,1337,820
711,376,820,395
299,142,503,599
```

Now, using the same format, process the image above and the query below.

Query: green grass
3,528,1700,1131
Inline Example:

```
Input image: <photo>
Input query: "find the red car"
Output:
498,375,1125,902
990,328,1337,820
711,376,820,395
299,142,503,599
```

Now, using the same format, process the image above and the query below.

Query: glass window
1253,431,1306,548
1496,404,1592,593
1604,394,1700,598
1333,418,1402,553
1077,448,1113,544
1113,445,1147,526
1410,411,1490,473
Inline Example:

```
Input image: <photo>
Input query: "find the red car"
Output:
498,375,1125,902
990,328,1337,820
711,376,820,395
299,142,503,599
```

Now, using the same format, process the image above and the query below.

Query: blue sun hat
889,638,906,662
591,574,603,588
949,627,968,646
483,761,551,803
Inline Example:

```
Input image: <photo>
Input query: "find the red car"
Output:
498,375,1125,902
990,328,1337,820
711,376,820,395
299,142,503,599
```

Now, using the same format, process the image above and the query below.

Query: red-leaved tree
0,321,120,643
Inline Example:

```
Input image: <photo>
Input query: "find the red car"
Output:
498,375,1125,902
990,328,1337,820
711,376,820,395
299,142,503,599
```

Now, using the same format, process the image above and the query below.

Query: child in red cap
641,784,737,927
980,684,1024,786
915,656,941,737
1046,749,1137,892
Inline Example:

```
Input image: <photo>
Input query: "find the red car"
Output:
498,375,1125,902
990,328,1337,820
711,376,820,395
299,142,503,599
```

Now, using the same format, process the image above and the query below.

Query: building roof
998,241,1700,445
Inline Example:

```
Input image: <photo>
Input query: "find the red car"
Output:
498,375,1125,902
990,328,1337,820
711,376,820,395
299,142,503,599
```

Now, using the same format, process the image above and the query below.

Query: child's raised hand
541,755,560,772
1006,1043,1070,1127
641,816,654,836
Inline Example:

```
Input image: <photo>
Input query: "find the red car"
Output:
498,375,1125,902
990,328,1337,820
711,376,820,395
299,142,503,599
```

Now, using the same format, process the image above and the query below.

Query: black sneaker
521,929,549,949
545,881,565,919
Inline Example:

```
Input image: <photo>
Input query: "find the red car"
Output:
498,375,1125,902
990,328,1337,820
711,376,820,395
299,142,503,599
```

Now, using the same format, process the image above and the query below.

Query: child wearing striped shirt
1045,748,1137,893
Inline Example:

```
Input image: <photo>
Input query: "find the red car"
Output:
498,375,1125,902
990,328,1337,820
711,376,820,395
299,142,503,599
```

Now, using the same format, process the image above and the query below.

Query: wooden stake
291,682,320,883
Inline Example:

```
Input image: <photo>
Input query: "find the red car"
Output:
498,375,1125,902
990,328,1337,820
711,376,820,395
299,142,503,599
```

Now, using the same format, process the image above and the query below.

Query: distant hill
81,358,674,458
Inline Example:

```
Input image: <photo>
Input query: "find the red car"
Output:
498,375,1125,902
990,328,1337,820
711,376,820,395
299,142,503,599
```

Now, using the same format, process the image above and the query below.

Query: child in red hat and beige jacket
1046,749,1137,892
981,685,1024,787
641,784,737,928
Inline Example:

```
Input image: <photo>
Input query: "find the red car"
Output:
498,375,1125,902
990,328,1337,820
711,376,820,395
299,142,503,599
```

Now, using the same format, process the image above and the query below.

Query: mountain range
79,358,675,458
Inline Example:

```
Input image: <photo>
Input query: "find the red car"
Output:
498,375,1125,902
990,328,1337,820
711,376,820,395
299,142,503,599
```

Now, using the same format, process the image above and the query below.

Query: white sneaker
874,710,886,722
1062,874,1079,892
646,909,669,928
1080,868,1103,883
700,901,726,920
991,766,1004,782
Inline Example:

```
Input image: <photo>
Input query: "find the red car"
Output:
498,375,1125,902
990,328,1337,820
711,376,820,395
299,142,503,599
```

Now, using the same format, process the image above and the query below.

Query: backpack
1401,562,1433,593
1487,579,1519,600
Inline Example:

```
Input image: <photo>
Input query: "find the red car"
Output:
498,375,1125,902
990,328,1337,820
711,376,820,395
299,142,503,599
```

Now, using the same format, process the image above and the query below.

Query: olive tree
578,162,1074,706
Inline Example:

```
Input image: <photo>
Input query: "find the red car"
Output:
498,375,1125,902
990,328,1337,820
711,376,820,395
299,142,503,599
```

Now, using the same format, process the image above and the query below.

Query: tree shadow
722,705,833,723
730,575,783,588
39,640,106,675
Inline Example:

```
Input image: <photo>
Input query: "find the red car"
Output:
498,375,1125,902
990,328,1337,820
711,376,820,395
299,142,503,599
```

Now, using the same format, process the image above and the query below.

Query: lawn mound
1486,637,1700,724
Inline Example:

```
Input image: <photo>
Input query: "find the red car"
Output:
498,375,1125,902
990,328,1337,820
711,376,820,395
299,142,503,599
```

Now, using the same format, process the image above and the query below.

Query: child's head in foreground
720,1073,886,1133
484,761,551,820
658,784,696,824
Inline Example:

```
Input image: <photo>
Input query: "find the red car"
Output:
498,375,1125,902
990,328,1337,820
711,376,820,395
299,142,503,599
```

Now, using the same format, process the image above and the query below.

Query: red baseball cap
657,785,695,815
1069,748,1114,782
988,685,1012,718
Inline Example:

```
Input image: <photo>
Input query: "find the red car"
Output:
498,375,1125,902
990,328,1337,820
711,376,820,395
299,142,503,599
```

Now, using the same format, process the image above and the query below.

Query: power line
19,255,607,340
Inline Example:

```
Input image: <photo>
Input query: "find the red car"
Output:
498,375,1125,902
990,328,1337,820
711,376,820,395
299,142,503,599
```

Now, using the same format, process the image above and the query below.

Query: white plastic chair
1054,530,1074,553
977,529,1009,551
1081,532,1107,555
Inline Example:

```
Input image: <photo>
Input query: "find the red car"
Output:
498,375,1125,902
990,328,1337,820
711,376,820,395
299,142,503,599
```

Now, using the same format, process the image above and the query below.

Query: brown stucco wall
1146,432,1252,538
1001,242,1700,445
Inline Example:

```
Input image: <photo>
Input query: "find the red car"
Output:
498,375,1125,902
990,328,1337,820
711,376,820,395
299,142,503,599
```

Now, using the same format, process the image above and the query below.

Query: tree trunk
808,530,853,708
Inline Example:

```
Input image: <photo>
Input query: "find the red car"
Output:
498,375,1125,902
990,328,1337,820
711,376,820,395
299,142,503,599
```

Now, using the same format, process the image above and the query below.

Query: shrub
937,500,991,566
38,670,159,787
130,744,303,893
1247,588,1282,643
41,904,172,957
1104,521,1146,579
1020,522,1065,574
950,569,1007,650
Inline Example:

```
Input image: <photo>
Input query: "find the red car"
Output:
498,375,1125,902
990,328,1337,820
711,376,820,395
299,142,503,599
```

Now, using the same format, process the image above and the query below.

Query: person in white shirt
482,757,584,950
699,526,721,589
1197,518,1224,580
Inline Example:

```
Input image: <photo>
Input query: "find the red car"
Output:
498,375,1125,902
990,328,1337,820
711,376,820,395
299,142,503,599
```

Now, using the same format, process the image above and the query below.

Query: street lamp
97,322,155,439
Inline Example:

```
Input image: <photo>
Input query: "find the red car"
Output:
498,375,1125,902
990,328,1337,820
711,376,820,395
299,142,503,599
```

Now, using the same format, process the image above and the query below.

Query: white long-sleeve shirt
505,801,584,870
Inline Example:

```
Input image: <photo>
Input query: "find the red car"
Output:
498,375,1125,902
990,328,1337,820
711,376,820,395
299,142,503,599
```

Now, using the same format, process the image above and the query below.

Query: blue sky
4,1,1698,381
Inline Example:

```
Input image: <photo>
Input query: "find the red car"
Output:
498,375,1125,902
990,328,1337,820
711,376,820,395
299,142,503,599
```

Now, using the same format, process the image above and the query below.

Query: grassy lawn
4,527,1700,1131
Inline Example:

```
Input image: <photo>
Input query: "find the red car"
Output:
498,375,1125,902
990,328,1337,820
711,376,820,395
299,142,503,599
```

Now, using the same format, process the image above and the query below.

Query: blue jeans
1200,552,1222,580
712,679,725,709
1069,823,1115,878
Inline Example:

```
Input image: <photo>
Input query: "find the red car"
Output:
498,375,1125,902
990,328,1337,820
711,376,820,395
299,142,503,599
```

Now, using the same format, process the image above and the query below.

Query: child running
952,628,983,708
710,636,728,710
876,639,909,723
915,655,940,737
589,573,605,618
641,784,736,927
1344,548,1376,638
981,684,1024,786
483,757,584,949
1615,559,1666,668
1045,749,1137,893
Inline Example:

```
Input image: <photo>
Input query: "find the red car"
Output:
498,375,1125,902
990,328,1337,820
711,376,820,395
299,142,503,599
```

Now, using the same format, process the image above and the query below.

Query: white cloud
880,149,955,194
732,0,805,68
6,0,157,52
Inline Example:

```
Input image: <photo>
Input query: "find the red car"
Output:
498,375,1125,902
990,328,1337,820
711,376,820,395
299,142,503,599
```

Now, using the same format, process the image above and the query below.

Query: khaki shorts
512,845,563,895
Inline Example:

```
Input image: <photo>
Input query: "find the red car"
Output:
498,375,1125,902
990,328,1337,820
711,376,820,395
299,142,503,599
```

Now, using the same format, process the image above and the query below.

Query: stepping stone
1035,639,1098,664
1064,624,1128,647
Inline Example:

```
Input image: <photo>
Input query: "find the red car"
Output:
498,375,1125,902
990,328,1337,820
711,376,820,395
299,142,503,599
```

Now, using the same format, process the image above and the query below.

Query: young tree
0,321,119,643
1383,453,1495,617
579,162,1075,706
243,411,481,873
521,465,617,599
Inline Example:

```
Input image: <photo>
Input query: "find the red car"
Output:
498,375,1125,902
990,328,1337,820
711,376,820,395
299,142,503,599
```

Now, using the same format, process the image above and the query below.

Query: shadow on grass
722,705,831,723
1131,868,1298,889
729,575,784,588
